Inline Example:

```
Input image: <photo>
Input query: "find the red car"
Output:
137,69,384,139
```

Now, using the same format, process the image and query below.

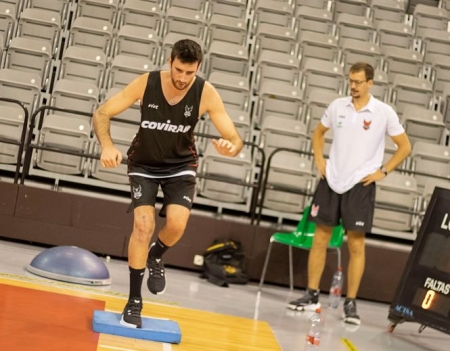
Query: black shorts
308,178,376,233
128,175,196,217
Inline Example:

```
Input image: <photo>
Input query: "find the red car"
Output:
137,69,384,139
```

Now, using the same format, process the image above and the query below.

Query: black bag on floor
200,239,249,287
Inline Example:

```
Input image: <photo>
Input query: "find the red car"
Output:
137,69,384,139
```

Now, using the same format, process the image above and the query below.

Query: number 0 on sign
388,187,450,335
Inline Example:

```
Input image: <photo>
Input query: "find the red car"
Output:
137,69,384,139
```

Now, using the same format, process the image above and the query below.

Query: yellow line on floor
341,338,359,351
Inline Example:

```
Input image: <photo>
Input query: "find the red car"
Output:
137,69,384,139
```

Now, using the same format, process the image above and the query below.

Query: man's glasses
348,79,367,86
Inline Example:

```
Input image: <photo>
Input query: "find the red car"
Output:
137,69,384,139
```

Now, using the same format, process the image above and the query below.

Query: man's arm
202,82,243,157
312,122,329,178
93,73,148,167
361,132,411,185
383,132,411,174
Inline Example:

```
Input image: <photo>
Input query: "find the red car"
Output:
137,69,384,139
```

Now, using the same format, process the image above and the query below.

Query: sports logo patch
363,119,371,130
133,185,142,199
311,204,319,217
184,105,193,118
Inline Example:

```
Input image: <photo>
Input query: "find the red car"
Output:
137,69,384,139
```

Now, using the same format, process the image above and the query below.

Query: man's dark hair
349,62,374,81
170,39,203,65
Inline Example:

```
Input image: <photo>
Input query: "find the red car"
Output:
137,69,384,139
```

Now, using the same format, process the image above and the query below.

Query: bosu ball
26,246,112,285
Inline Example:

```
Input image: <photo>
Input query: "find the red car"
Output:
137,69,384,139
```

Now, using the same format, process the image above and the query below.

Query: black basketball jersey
127,71,205,177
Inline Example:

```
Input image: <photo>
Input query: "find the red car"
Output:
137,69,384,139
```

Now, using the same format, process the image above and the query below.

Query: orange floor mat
0,283,105,351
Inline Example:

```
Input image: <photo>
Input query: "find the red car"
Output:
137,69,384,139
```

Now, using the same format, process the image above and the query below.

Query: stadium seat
391,74,434,117
298,31,338,69
300,58,345,101
294,6,334,36
262,151,315,214
373,172,420,234
76,0,119,26
254,81,304,128
119,0,163,34
253,50,300,94
401,105,446,146
410,141,450,193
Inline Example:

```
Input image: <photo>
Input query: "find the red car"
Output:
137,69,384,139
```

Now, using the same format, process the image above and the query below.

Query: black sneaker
120,298,143,328
287,288,321,311
147,255,166,295
343,299,361,325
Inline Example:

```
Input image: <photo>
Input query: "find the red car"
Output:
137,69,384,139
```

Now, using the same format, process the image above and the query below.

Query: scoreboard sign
388,187,450,334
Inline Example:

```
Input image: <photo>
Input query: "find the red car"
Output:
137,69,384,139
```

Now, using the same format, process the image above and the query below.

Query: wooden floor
0,276,281,351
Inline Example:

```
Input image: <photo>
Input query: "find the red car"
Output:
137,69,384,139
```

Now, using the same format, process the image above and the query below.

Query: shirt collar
346,95,375,112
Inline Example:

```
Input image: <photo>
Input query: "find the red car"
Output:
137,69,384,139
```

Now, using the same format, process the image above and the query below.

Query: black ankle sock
129,267,145,299
307,288,320,296
149,238,170,258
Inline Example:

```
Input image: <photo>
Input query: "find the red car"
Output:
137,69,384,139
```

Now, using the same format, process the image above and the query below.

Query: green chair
258,205,345,292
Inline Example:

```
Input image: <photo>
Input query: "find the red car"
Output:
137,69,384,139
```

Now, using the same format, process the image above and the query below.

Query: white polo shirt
321,95,404,194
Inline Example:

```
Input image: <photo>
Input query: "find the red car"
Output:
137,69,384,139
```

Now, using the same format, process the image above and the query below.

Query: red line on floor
0,283,105,351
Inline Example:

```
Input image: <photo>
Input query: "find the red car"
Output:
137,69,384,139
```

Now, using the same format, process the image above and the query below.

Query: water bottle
305,308,322,351
328,267,344,309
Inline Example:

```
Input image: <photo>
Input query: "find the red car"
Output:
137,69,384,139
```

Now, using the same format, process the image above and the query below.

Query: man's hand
211,138,237,156
361,169,385,186
100,145,123,168
315,157,327,179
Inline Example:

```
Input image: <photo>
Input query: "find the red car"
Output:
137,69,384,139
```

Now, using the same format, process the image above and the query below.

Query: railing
15,103,450,231
257,147,315,225
0,98,29,183
20,106,266,223
21,105,100,184
194,131,266,224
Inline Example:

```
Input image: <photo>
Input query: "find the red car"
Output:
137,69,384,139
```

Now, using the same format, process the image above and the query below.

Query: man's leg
288,224,333,311
346,230,365,298
308,224,333,290
155,204,190,246
343,230,365,325
121,205,156,328
340,181,373,325
129,205,156,267
147,204,190,295
288,178,340,311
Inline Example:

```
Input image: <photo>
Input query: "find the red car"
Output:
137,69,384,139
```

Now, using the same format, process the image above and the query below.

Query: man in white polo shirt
287,62,411,325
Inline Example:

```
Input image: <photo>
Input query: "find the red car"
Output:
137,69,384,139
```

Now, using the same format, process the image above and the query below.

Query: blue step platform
93,310,182,344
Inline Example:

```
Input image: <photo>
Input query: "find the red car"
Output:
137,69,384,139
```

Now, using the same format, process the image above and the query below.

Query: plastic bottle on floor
305,308,322,350
328,267,343,309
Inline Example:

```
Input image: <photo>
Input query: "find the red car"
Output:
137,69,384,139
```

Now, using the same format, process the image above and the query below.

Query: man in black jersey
92,39,244,328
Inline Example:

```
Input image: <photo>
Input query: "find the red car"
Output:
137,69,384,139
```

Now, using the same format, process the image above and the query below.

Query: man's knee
163,205,190,235
133,208,156,238
347,232,365,255
164,216,188,236
312,224,333,248
134,219,155,235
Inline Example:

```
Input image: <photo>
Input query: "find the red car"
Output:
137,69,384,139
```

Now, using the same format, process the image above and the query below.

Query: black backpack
200,239,249,287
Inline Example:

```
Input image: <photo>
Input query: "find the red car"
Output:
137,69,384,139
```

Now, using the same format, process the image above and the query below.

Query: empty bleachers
0,0,449,239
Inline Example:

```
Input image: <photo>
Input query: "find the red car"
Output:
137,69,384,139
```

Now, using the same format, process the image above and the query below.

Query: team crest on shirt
133,185,142,199
363,119,371,130
184,105,193,118
311,204,319,217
